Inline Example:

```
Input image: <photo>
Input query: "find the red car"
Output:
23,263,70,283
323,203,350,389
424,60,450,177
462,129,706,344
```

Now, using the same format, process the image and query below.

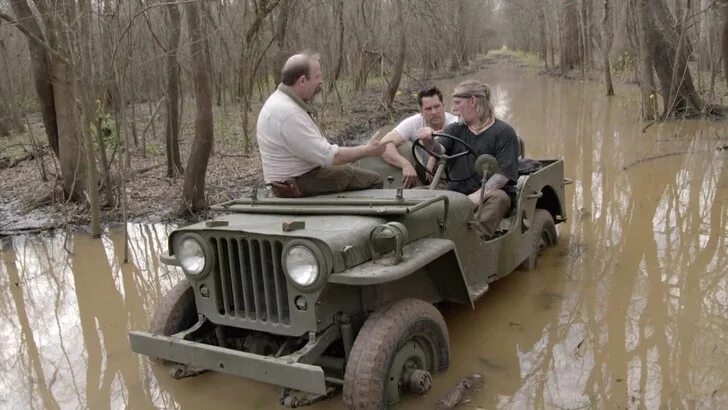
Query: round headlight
285,245,319,286
179,237,206,275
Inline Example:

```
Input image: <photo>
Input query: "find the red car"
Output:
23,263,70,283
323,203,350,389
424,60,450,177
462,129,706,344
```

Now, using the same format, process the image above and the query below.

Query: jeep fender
328,238,473,306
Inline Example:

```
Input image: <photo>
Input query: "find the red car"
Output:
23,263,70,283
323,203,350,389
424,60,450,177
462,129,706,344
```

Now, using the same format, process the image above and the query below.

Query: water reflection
0,226,180,409
1,66,727,409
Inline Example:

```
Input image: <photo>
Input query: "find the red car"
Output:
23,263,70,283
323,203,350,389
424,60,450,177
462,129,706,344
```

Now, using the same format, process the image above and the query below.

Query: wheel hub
403,368,432,395
386,339,433,404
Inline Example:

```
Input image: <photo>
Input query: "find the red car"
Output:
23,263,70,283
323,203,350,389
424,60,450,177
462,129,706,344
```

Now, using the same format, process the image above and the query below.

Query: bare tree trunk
384,0,405,106
457,0,470,66
577,0,588,74
165,2,184,178
236,1,280,153
583,0,593,66
698,0,713,70
272,0,291,84
53,59,87,200
449,0,468,70
182,1,214,212
354,53,377,91
130,94,140,152
547,0,557,69
722,0,728,87
636,0,657,119
536,0,549,68
0,104,11,136
94,0,118,209
8,0,59,157
646,0,704,117
101,0,120,111
0,44,25,134
332,0,345,82
601,0,615,96
77,0,101,236
560,0,582,71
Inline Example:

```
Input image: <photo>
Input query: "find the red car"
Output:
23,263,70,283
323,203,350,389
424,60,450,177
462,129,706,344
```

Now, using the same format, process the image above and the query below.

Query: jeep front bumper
129,331,328,394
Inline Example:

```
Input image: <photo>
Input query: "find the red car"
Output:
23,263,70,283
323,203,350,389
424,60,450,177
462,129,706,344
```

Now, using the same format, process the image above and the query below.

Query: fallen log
0,152,34,169
436,372,485,409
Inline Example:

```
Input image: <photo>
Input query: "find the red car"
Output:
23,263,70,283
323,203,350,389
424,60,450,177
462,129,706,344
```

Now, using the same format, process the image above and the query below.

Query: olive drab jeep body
129,141,569,408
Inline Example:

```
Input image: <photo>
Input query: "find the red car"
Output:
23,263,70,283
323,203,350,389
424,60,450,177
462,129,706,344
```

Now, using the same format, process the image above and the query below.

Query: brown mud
1,63,728,408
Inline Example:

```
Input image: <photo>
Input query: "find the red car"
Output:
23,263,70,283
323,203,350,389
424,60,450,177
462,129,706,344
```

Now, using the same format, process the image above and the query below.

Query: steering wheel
412,132,478,182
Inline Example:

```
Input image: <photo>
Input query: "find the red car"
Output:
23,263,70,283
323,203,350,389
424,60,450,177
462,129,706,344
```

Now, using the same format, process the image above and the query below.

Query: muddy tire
342,298,449,409
148,279,197,365
519,209,557,271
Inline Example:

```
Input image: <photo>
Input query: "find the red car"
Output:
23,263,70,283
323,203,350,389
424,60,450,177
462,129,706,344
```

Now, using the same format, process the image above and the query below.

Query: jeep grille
209,236,290,325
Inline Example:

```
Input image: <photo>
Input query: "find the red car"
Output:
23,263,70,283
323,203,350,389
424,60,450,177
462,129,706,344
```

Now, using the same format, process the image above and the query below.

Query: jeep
129,135,569,408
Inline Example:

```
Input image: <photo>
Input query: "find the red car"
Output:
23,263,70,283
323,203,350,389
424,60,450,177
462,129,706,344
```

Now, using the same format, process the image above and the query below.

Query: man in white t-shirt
257,52,386,197
380,87,458,187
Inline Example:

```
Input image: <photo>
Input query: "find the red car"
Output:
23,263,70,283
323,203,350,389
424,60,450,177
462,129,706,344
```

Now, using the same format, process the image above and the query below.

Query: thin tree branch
0,11,71,65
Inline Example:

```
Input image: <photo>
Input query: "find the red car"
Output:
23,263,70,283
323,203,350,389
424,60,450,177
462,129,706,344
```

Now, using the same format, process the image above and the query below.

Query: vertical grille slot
248,240,264,320
211,238,224,315
209,235,290,325
236,239,253,319
260,241,276,322
226,238,242,315
218,238,230,314
272,241,290,324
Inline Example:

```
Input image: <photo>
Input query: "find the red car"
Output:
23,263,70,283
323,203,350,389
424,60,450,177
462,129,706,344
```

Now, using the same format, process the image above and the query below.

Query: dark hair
280,52,320,86
417,86,443,107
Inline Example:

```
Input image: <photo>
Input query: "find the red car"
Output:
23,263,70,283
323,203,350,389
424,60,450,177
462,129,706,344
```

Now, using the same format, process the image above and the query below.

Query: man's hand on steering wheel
415,126,436,144
412,130,478,183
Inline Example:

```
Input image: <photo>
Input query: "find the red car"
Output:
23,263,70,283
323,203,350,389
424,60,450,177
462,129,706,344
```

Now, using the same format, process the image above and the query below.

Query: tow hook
280,386,338,408
169,365,206,379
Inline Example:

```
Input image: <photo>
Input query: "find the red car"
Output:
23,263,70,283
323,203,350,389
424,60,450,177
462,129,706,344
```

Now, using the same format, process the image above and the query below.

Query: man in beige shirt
257,52,385,197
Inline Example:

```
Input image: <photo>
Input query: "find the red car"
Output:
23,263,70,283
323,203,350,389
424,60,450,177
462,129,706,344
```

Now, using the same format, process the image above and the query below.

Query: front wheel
342,299,449,409
148,279,197,364
519,209,557,271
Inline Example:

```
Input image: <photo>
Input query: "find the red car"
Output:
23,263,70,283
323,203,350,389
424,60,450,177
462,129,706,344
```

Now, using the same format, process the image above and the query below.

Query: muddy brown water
2,65,727,409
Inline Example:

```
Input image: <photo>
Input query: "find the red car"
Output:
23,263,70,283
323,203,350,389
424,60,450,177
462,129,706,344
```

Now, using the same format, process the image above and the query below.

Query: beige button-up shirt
256,85,339,182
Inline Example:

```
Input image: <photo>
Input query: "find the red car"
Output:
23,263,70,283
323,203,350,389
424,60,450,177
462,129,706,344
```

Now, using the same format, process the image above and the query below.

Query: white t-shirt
256,89,339,183
393,112,458,142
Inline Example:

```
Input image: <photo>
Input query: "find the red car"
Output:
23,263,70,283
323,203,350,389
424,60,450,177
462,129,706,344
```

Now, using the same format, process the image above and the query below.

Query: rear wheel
343,299,449,409
149,279,197,364
519,209,557,271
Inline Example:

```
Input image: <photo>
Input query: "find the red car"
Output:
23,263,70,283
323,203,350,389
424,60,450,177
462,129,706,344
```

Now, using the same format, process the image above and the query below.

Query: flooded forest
1,0,728,409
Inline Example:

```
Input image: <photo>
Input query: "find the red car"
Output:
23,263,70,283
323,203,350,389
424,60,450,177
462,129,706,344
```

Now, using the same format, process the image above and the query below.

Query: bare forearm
426,156,437,171
467,174,509,205
382,143,410,168
484,173,508,192
333,146,371,165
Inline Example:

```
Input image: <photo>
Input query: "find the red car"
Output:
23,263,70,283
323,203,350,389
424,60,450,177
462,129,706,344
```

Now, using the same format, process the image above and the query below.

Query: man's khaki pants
294,165,383,196
474,189,511,240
